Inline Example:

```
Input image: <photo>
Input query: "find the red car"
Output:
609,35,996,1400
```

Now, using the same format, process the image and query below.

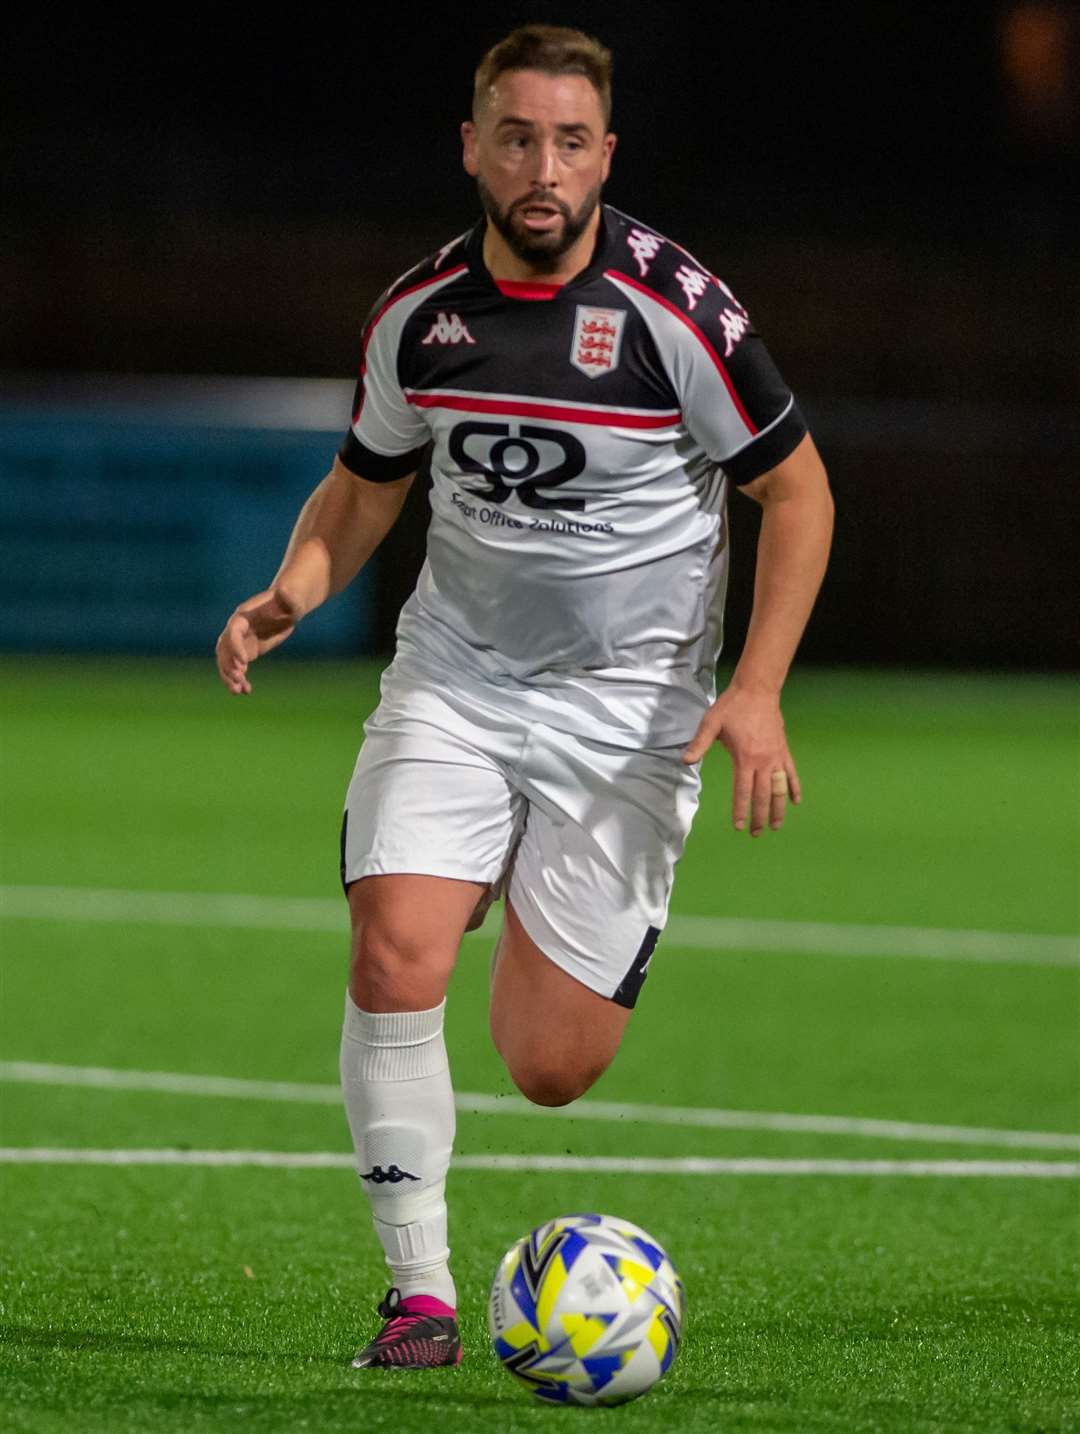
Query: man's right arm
215,456,415,695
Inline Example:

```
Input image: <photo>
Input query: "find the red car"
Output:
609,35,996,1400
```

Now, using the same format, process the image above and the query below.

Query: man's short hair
473,24,613,127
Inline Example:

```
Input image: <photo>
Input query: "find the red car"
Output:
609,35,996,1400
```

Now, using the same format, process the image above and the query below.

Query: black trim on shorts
339,810,350,893
612,925,661,1009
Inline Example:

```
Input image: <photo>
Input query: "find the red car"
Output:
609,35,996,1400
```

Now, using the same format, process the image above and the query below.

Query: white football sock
340,993,457,1309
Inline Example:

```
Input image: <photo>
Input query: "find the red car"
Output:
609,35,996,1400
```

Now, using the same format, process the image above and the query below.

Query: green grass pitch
1,659,1077,1432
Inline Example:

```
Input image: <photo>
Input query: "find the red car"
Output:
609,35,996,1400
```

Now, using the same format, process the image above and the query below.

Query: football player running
216,24,833,1370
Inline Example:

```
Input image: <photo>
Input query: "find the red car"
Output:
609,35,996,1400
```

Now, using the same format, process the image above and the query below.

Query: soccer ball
488,1212,685,1406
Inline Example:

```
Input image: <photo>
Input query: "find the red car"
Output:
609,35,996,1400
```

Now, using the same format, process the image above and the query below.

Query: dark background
3,2,1077,665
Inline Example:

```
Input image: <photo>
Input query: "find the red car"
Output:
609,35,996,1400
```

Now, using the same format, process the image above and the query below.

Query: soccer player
215,24,833,1369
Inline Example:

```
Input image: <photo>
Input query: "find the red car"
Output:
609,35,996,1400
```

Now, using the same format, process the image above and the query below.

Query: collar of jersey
466,205,615,300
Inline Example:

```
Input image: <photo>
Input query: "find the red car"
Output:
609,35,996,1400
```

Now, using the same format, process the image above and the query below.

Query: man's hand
681,683,801,836
215,586,304,695
680,434,829,835
214,460,416,696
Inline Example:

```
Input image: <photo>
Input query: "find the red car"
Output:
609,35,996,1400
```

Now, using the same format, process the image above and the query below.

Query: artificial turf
2,1166,1076,1434
1,659,1077,1432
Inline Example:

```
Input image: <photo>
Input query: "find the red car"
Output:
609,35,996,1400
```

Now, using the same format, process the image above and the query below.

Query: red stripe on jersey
605,269,758,436
405,391,681,429
494,279,562,300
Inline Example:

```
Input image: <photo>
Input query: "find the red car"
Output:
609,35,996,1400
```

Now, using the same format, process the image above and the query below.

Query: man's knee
347,888,455,1008
502,1049,611,1108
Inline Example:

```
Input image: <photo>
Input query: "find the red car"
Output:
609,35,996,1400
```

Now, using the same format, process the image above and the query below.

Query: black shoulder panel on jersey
376,229,474,317
604,207,807,478
397,280,679,413
352,231,473,388
338,430,428,483
337,230,473,475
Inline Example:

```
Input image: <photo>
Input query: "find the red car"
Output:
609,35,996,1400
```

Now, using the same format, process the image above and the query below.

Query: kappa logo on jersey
675,264,709,312
719,307,750,357
570,305,626,378
421,312,476,346
627,227,664,278
449,420,587,510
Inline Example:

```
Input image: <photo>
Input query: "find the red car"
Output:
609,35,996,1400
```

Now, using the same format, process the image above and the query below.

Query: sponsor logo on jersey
570,305,626,378
627,227,663,277
422,312,476,346
450,420,587,510
675,264,709,312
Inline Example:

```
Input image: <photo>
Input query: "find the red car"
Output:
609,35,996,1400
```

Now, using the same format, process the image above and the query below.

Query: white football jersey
340,206,807,747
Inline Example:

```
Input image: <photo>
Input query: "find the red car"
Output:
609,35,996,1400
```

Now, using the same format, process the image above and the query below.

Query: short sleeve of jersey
673,280,807,486
338,295,431,483
609,238,808,487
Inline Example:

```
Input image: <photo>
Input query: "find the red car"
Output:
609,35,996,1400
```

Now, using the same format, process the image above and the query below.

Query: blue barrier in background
1,377,372,654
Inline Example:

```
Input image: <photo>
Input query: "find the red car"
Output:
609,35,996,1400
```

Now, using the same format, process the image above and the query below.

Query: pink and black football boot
350,1287,462,1369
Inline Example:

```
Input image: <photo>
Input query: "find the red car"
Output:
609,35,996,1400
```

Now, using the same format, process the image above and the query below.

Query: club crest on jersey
570,305,626,378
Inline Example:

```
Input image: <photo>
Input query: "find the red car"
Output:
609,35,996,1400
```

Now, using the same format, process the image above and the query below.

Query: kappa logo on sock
360,1164,421,1184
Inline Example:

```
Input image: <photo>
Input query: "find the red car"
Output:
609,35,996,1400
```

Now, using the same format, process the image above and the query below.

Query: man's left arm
681,432,834,836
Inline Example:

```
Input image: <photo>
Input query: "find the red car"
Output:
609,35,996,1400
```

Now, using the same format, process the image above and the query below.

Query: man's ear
461,120,479,178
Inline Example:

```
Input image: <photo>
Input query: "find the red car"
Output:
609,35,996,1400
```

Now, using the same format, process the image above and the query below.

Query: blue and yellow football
488,1213,685,1406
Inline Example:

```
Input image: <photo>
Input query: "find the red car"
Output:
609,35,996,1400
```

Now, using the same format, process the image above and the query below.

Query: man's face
462,69,616,271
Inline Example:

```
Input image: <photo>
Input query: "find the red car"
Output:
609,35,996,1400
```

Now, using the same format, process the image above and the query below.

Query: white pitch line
0,1148,354,1169
453,1092,1080,1152
0,1148,1076,1178
3,1061,1079,1153
0,883,1076,966
0,1062,343,1105
0,885,346,934
455,1155,1080,1179
664,915,1079,966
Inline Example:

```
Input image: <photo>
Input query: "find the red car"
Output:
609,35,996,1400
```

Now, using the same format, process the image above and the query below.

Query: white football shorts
340,668,701,1007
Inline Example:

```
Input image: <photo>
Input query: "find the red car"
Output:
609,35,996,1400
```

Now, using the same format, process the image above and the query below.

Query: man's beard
477,177,602,273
